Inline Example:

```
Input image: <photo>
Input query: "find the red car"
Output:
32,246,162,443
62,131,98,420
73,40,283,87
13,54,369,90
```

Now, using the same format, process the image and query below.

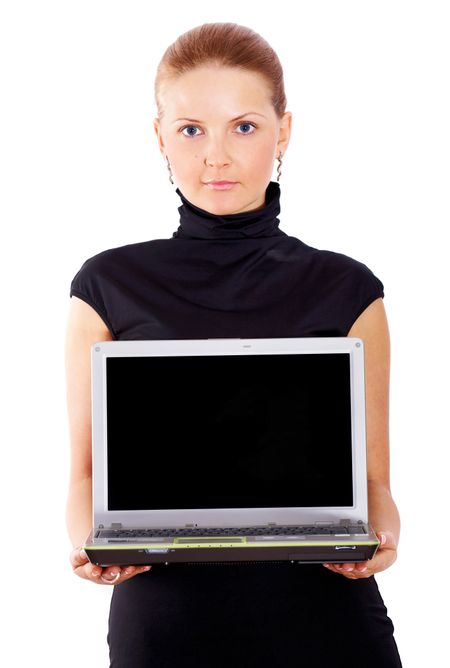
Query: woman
66,22,402,667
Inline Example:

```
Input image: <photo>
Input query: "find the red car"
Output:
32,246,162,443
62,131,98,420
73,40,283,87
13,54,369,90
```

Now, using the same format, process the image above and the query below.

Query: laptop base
83,541,379,567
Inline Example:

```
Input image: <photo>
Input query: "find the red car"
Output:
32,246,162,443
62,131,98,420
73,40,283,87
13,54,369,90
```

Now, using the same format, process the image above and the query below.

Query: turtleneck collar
172,180,286,240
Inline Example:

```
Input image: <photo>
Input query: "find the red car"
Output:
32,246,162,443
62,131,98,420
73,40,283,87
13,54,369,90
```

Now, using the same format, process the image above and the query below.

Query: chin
206,197,243,213
199,189,240,209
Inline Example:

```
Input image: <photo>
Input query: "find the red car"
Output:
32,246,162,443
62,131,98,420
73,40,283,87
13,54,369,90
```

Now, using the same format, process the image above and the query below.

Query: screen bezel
91,337,368,528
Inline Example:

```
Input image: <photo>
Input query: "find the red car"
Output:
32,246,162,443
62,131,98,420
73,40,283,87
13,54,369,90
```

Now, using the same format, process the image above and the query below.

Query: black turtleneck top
69,180,384,340
68,182,400,666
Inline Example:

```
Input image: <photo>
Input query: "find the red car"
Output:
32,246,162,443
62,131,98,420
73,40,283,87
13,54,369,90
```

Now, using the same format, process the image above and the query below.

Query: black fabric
70,180,402,667
107,563,402,668
70,180,384,340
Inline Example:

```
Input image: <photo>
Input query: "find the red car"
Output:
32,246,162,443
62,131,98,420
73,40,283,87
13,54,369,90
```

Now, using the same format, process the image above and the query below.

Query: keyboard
96,524,368,539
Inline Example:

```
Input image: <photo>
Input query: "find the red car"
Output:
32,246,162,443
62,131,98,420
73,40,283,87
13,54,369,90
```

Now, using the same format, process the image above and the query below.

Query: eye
180,125,201,137
236,122,256,135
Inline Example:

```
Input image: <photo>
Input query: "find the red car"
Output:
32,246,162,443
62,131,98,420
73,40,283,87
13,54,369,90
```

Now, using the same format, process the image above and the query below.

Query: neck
172,181,286,241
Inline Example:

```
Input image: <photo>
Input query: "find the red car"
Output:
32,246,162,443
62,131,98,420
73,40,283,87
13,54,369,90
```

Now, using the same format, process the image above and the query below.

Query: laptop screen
105,352,354,511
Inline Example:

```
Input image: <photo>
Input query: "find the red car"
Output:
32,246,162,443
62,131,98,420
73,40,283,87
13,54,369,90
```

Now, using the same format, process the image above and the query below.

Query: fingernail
80,549,88,559
380,533,386,545
360,567,368,572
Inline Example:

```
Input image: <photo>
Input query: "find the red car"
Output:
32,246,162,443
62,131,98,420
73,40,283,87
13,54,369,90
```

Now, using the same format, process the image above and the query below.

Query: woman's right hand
70,546,152,585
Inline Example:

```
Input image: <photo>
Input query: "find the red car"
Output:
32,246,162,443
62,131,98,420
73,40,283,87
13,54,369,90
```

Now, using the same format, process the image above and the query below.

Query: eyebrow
172,112,267,124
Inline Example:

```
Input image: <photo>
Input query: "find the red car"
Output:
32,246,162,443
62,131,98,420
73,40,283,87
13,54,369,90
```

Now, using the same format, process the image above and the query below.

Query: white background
1,1,448,665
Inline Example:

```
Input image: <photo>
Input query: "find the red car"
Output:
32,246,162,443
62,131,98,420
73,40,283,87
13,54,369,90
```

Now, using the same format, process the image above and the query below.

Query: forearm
66,476,93,549
368,479,401,548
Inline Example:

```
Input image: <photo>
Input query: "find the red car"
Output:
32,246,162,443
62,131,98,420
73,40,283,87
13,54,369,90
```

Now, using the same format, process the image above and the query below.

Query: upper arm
64,296,114,483
347,297,391,489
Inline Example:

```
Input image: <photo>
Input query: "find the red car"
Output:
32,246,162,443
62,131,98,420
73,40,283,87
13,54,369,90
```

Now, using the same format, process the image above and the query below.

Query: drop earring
165,155,174,184
277,151,283,182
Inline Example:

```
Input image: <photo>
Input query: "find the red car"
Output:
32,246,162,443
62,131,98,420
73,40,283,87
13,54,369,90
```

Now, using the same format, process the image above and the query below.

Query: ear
153,117,165,155
277,111,292,158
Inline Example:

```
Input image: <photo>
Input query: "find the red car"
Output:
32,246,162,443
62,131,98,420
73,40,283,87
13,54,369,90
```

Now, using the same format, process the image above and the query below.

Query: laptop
82,337,380,568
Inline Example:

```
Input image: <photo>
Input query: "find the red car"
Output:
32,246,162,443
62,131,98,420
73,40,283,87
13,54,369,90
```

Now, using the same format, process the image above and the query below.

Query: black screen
106,353,353,510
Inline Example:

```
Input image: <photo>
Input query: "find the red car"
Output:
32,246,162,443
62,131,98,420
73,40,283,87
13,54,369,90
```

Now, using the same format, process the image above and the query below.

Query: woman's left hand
322,531,397,579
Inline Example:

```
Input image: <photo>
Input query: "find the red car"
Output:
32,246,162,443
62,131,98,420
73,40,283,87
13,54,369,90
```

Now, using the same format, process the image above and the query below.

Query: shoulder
70,246,115,279
291,240,385,335
291,237,384,293
71,239,150,270
314,244,385,298
318,246,382,285
70,238,168,282
69,240,167,340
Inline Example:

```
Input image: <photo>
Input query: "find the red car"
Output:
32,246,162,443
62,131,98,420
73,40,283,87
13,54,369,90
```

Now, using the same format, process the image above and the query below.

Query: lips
204,181,238,190
205,181,236,185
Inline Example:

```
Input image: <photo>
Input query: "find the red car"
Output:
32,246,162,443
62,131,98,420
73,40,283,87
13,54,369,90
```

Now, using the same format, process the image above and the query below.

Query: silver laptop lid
91,337,368,529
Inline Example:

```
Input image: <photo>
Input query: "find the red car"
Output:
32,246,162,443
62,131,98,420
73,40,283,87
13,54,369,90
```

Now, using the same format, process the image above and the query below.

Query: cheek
168,146,202,180
243,140,276,167
172,143,203,165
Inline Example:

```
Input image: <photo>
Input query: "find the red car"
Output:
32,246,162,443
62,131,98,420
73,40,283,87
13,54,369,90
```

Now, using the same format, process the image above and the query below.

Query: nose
204,137,232,168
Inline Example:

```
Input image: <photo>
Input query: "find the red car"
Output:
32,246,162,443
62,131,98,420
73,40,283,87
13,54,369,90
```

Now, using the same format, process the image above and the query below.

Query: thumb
378,532,387,546
71,546,89,568
377,531,396,549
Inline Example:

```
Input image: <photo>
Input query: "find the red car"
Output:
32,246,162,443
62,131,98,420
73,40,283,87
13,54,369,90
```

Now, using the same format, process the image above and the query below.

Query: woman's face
154,66,292,215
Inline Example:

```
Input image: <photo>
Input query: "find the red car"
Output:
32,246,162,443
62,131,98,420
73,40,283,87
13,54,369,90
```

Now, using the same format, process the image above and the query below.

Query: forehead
162,66,273,118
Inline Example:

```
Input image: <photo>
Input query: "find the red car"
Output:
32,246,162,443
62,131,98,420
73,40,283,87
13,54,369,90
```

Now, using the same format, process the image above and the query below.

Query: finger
334,564,365,579
101,567,122,583
101,565,152,584
122,565,152,579
345,563,371,578
341,561,369,573
340,562,355,572
323,563,340,574
101,570,121,584
88,564,102,579
375,532,386,549
70,547,90,569
355,561,369,573
324,561,368,577
329,562,355,572
72,560,102,581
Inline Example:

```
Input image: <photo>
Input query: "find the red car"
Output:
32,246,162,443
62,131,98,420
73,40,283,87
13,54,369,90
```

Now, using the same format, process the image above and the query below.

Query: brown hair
154,22,287,121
